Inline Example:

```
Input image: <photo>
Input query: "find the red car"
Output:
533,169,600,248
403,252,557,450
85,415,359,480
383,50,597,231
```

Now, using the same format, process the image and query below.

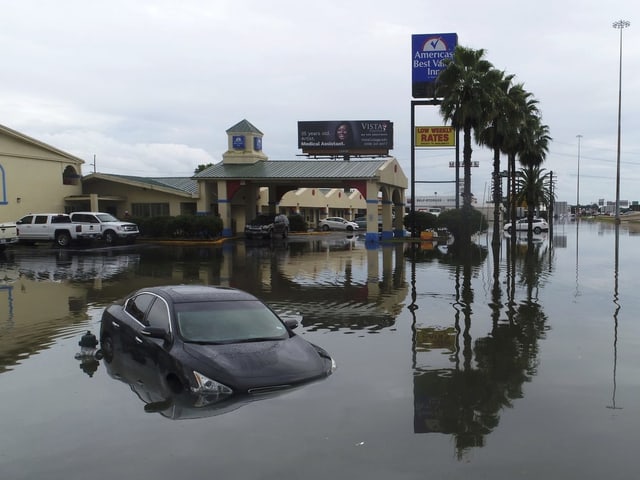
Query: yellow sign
415,126,455,147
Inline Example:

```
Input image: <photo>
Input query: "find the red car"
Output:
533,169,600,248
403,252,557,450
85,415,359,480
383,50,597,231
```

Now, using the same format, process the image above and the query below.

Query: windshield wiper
236,336,283,343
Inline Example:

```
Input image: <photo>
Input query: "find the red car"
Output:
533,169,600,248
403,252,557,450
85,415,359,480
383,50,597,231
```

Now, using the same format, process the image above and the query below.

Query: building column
217,181,232,237
365,180,379,245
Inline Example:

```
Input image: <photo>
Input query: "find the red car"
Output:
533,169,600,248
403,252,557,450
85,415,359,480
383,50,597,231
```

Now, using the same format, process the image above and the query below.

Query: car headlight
191,371,233,395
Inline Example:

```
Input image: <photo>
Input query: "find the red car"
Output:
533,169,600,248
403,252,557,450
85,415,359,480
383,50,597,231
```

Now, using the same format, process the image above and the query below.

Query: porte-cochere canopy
194,158,408,242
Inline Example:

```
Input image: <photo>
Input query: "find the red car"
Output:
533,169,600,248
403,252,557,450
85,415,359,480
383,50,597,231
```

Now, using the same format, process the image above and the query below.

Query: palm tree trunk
492,147,501,246
462,126,473,243
509,152,517,249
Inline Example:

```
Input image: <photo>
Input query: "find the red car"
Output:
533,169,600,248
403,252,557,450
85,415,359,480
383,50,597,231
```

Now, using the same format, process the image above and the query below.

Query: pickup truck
69,212,139,245
0,222,19,251
16,213,101,247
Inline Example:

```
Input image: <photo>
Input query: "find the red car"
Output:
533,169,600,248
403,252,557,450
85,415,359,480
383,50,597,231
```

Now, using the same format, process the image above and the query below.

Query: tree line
435,46,553,244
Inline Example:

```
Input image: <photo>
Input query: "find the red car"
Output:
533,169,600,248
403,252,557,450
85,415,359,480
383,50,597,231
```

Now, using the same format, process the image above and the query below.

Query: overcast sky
1,0,637,206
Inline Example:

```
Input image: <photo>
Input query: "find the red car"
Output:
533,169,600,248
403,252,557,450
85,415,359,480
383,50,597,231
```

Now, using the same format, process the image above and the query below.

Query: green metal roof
225,119,263,135
88,173,198,195
193,159,389,181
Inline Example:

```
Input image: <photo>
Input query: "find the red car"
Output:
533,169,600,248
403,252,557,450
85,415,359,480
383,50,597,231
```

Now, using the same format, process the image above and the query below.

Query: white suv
70,212,139,245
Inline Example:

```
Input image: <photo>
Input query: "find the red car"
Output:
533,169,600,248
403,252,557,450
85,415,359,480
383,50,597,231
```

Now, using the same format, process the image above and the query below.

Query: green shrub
287,214,308,232
134,215,223,239
437,207,488,240
403,211,438,233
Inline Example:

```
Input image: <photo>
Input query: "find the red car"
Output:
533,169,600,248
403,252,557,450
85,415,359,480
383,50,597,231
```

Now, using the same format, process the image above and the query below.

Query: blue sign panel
232,135,245,150
412,33,457,98
254,136,262,151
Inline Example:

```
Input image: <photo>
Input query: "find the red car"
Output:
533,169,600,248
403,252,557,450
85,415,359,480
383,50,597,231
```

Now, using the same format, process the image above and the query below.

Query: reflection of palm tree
412,238,552,459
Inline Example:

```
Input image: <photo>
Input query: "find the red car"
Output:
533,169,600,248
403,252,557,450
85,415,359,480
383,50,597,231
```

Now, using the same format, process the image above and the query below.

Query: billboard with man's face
298,121,393,156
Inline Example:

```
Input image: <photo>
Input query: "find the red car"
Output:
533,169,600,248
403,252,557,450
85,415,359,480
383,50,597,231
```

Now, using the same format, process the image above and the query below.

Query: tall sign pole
410,33,458,236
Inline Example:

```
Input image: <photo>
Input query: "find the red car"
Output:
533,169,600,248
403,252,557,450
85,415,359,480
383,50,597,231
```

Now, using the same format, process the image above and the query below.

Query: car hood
180,336,331,392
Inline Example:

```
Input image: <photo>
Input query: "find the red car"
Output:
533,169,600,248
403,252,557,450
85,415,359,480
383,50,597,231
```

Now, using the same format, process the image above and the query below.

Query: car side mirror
284,319,299,330
141,326,170,341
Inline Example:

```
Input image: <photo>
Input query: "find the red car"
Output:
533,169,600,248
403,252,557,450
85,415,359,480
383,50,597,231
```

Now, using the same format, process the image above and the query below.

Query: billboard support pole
455,127,460,209
411,102,417,237
410,99,443,237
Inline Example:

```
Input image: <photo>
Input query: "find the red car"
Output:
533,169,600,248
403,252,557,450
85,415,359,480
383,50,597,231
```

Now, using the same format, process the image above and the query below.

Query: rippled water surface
1,221,638,479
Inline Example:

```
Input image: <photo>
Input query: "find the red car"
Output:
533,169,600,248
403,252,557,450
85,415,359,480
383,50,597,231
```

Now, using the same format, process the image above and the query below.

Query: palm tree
435,46,502,241
501,90,540,242
514,165,554,224
476,71,516,245
517,120,552,237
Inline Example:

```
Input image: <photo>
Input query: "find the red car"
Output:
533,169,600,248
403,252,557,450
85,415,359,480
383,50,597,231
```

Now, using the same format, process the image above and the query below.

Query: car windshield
250,215,275,226
175,300,288,344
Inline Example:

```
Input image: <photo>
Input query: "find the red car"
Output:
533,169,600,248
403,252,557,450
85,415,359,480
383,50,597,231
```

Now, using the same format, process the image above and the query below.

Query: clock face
254,137,262,151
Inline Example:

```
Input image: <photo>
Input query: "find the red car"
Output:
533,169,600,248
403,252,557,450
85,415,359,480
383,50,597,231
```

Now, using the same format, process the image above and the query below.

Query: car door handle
135,336,143,344
111,321,120,329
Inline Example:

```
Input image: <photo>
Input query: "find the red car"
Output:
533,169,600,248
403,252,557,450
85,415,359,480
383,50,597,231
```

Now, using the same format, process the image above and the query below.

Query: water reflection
0,226,632,461
0,239,409,373
609,224,622,412
95,332,303,420
410,236,552,457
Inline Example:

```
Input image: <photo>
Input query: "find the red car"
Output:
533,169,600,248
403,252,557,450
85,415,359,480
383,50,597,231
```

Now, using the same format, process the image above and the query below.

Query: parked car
16,213,101,247
69,212,139,245
503,217,549,234
99,285,335,396
318,217,359,232
354,216,386,232
0,222,19,251
244,214,289,240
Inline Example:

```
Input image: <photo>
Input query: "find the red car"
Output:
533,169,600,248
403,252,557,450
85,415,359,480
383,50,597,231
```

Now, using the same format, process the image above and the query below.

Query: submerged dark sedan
100,285,335,398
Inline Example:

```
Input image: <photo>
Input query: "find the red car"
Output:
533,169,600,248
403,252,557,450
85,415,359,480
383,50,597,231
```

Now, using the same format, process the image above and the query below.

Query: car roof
21,213,69,217
136,285,259,304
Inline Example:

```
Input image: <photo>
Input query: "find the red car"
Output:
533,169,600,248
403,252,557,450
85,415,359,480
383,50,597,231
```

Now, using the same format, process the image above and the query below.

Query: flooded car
100,285,335,398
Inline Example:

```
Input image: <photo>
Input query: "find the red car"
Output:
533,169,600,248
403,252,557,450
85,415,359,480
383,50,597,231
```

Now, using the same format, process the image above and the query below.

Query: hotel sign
412,33,458,99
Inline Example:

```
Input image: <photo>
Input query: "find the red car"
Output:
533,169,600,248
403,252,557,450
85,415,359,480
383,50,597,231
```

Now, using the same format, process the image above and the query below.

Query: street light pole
576,134,582,217
613,19,630,223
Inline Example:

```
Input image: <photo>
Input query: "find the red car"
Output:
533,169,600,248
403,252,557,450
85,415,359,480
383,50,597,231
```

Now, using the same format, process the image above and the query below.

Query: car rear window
51,215,71,224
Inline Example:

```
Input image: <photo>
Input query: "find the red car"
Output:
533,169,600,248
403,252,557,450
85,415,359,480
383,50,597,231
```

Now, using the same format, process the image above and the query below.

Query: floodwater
1,220,638,480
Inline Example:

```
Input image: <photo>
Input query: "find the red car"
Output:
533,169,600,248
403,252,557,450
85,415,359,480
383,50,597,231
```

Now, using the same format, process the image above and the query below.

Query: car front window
176,300,288,344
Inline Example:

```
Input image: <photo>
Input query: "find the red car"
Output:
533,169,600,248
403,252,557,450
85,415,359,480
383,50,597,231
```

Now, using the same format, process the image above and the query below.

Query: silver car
318,217,359,232
503,217,549,234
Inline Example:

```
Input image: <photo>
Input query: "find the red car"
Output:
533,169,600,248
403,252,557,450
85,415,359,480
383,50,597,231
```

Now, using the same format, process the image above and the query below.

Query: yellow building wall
0,132,84,222
82,179,195,216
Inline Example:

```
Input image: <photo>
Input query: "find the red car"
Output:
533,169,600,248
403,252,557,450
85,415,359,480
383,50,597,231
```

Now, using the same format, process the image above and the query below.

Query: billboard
298,121,393,155
415,126,455,147
412,33,458,99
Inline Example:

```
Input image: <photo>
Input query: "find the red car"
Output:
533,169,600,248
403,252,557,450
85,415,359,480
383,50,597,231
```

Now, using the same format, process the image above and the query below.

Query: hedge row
133,215,224,239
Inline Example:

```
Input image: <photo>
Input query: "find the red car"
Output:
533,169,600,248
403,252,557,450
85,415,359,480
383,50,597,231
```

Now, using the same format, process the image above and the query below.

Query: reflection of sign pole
608,225,623,411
